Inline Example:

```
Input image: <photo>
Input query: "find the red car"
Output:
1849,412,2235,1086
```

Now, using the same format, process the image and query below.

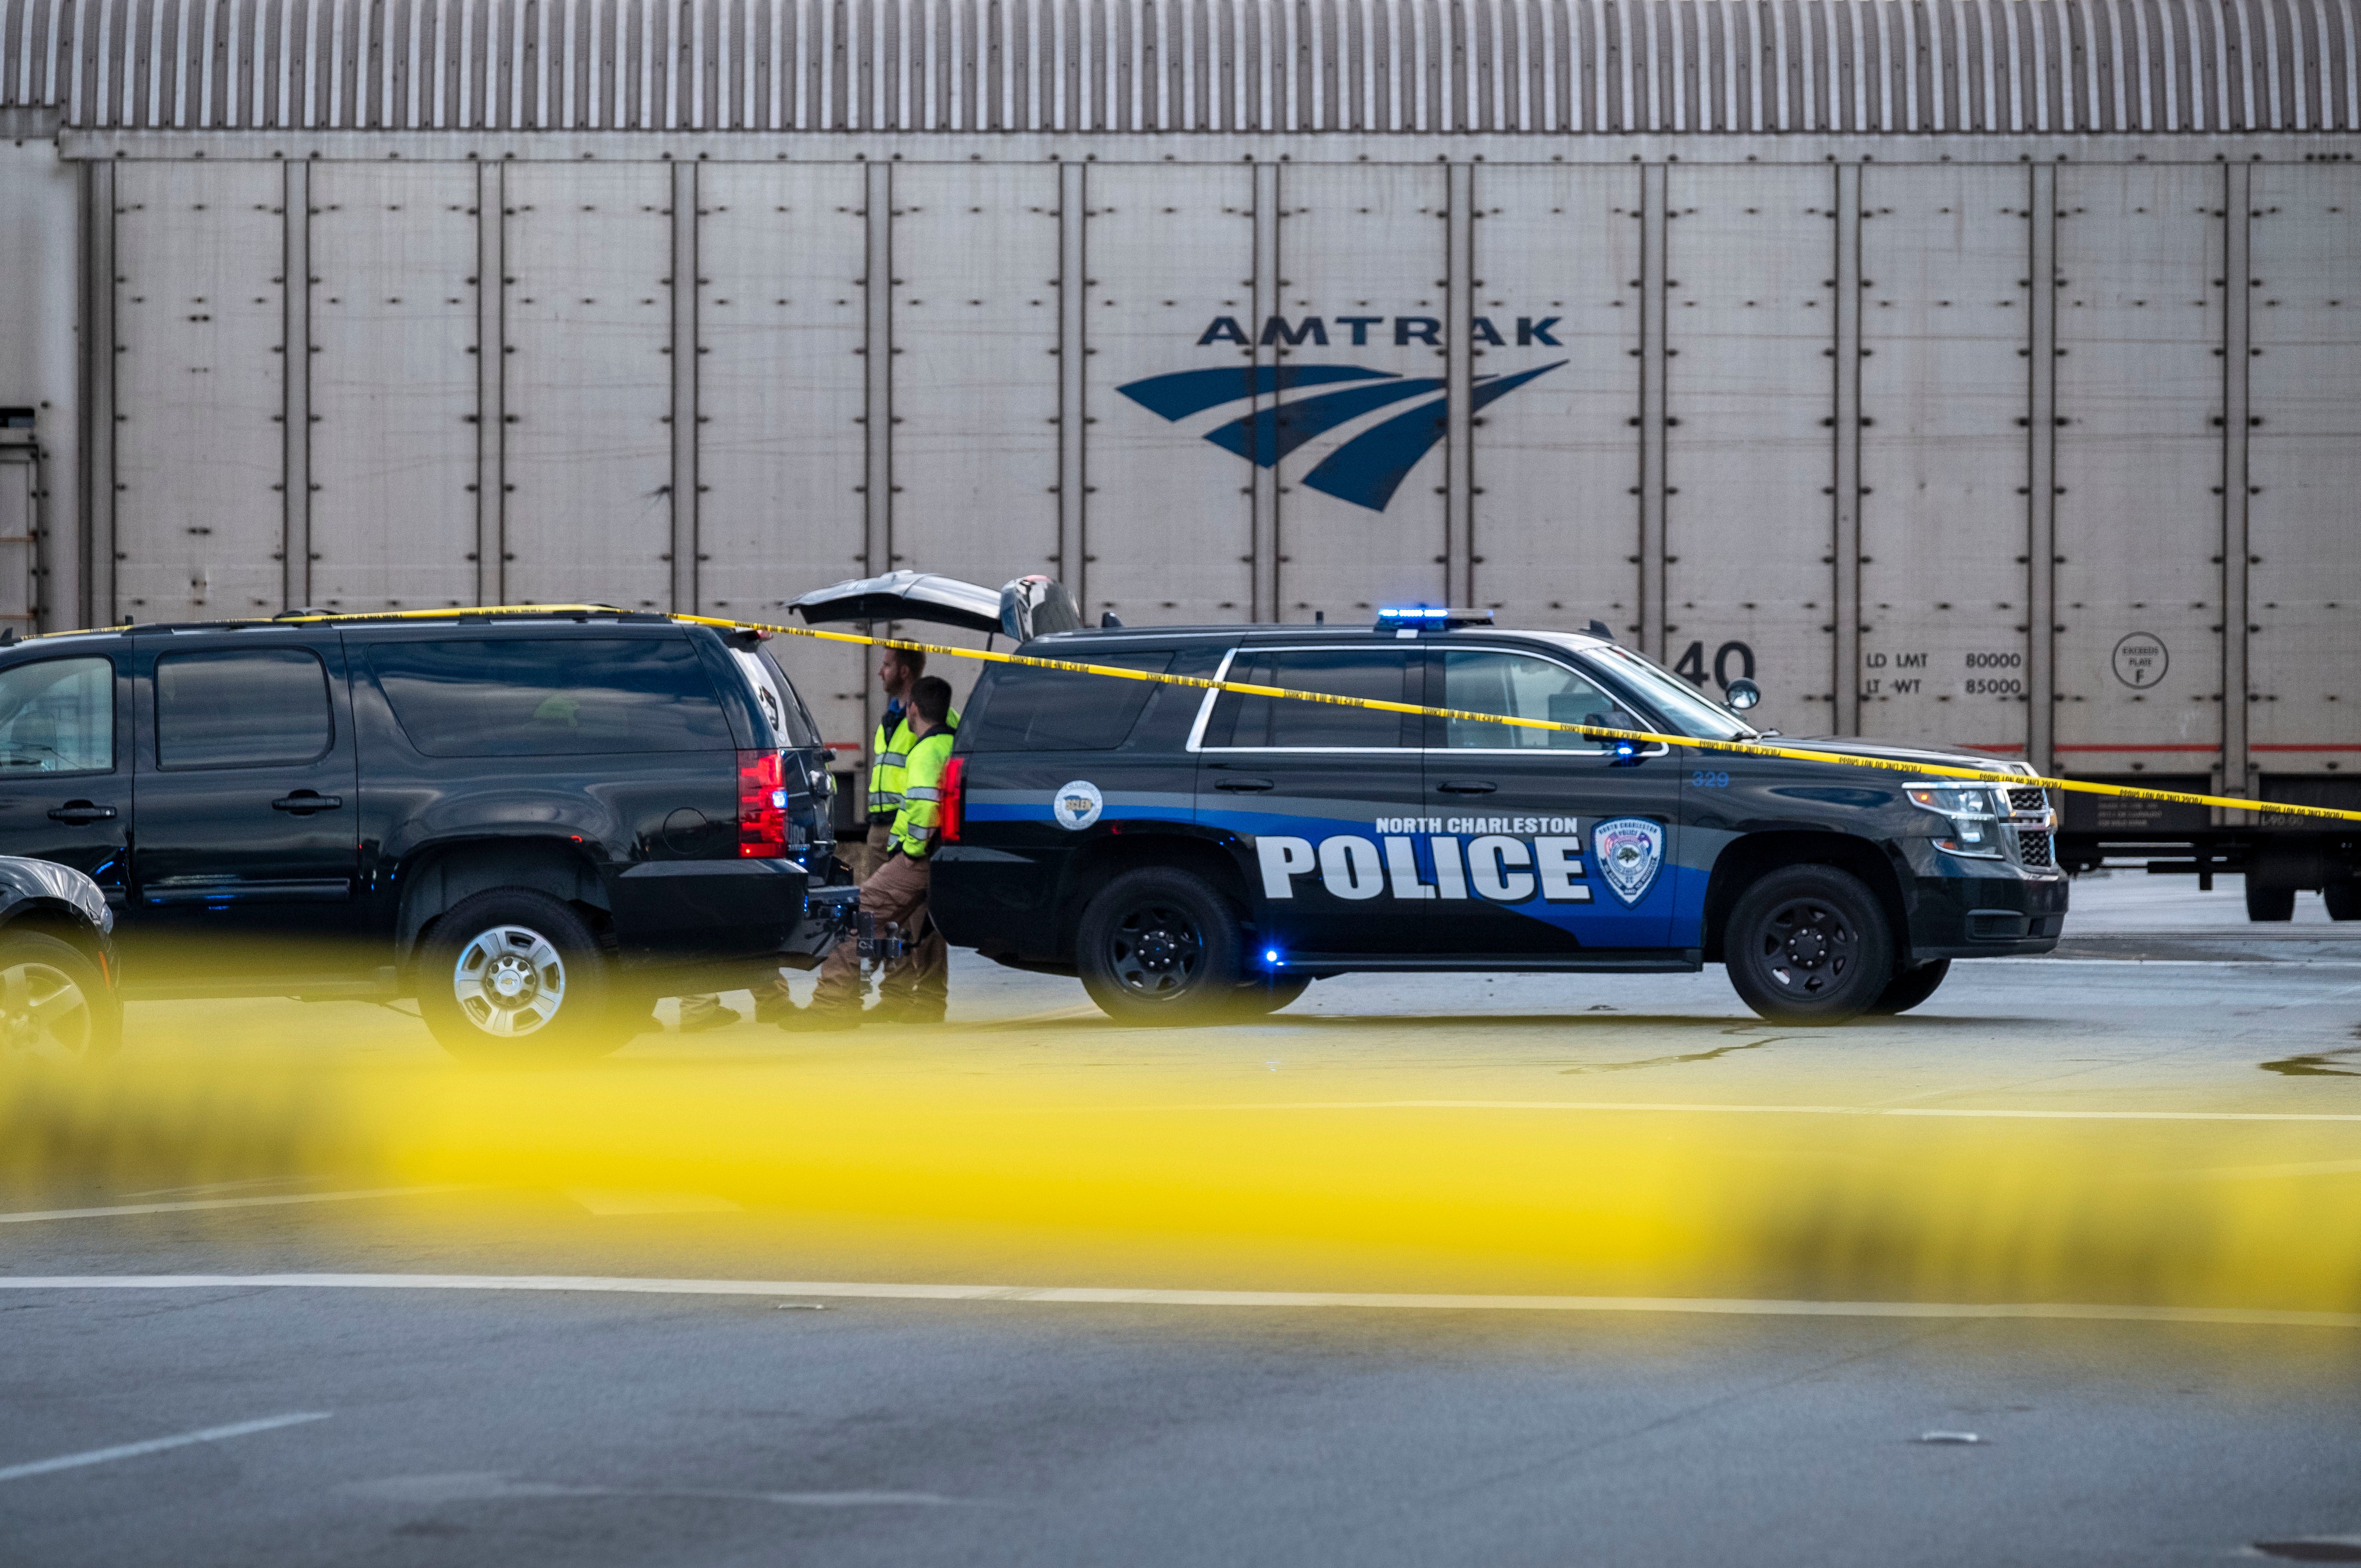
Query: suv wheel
1723,865,1895,1024
419,889,625,1059
1077,869,1247,1025
2326,881,2361,923
1235,974,1312,1016
0,932,117,1064
1866,958,1950,1016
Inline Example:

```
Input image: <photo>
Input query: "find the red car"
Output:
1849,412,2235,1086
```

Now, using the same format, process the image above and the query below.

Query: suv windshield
1578,644,1760,742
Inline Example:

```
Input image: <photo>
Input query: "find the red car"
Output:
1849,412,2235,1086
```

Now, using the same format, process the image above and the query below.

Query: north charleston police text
1258,829,1594,904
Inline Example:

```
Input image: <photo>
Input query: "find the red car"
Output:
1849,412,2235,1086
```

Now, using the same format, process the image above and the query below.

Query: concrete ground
3,870,2358,1567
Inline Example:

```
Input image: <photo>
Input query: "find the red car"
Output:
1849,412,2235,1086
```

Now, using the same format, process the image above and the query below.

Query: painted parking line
0,1186,466,1225
0,1412,329,1485
0,1274,2353,1330
1161,1101,2361,1123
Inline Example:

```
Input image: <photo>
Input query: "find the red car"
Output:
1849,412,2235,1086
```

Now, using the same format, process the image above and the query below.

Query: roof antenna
1586,619,1614,642
1315,609,1325,625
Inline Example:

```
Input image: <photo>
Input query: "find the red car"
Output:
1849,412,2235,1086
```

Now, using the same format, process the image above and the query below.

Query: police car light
1373,606,1495,631
1264,948,1282,967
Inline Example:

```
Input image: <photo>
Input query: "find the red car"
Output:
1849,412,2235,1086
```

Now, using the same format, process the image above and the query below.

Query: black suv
928,612,2068,1025
0,612,852,1055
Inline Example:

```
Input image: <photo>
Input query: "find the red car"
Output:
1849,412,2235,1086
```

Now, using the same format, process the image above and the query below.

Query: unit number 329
1690,770,1732,788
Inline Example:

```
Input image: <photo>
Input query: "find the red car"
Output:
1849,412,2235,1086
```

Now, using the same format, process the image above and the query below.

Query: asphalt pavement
4,870,2359,1567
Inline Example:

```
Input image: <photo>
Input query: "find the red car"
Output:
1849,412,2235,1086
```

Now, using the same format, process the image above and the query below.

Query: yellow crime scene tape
68,603,2361,827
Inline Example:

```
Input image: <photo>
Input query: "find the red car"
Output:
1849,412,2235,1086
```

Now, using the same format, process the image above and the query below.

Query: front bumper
1899,842,2070,960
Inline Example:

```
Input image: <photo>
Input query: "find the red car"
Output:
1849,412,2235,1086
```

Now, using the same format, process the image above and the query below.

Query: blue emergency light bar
1373,606,1495,631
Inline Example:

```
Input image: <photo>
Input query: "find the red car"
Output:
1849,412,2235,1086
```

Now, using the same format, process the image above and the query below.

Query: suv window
158,648,332,769
747,646,823,748
1203,648,1415,749
0,657,113,775
1440,649,1618,752
363,638,733,757
967,650,1174,752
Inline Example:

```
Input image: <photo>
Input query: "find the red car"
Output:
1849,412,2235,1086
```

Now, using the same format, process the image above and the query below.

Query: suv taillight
737,750,787,858
939,756,966,844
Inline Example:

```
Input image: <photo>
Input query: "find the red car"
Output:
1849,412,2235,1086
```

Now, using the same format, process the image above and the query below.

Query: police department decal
1052,780,1104,831
1591,818,1665,906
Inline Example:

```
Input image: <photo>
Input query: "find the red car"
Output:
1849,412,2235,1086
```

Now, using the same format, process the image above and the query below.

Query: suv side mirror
1724,677,1762,712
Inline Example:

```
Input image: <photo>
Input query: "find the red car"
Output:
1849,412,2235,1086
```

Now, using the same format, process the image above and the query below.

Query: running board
1278,951,1704,976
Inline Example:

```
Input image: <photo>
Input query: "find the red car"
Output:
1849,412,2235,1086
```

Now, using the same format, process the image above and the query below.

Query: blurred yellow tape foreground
245,603,2361,826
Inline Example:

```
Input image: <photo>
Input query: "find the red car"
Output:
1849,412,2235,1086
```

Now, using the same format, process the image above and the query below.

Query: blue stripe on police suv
1256,823,1595,905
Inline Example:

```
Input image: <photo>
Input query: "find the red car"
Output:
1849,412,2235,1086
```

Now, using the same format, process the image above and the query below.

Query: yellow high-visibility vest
892,728,958,858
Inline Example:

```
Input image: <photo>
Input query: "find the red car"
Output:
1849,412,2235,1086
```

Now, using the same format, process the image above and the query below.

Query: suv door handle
47,801,117,824
1435,779,1497,795
271,792,344,814
1213,777,1275,793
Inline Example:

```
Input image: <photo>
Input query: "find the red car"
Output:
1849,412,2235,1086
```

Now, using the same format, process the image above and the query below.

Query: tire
1866,958,1951,1016
1234,974,1312,1016
1076,868,1248,1025
2326,882,2361,923
417,889,627,1059
1722,865,1896,1025
0,932,118,1064
2245,879,2298,923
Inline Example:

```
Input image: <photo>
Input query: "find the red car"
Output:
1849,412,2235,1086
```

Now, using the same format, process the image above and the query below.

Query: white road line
0,1274,2353,1330
0,1412,329,1485
0,1186,466,1225
1162,1102,2361,1123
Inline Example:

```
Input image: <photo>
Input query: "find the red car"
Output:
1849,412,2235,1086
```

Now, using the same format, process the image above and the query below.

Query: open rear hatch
786,571,1085,642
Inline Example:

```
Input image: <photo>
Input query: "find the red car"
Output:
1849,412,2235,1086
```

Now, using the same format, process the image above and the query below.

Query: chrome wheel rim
0,961,93,1063
453,925,566,1037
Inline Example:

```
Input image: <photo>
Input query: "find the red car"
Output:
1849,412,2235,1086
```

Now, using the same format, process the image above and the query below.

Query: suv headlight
1905,783,2004,859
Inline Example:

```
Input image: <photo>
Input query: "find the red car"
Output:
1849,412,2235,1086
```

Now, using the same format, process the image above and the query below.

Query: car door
1192,643,1429,957
129,632,362,983
0,650,133,906
1415,644,1681,954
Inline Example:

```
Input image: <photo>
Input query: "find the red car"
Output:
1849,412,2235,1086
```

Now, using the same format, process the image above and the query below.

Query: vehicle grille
2016,830,2054,868
2007,787,2049,815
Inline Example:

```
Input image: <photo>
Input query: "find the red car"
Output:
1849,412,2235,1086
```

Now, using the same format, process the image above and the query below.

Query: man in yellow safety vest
856,646,938,882
807,675,956,1028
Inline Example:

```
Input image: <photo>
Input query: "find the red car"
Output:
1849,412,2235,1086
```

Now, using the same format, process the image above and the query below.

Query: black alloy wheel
2326,882,2361,922
1076,868,1247,1025
1723,865,1895,1024
1866,957,1951,1016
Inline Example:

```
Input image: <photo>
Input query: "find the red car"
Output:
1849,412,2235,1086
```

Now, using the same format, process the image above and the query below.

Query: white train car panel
1663,166,1838,722
1467,165,1641,638
1082,164,1258,626
2052,166,2227,779
112,162,284,621
1858,165,2035,755
886,164,1062,709
694,164,870,753
1270,163,1451,617
2247,168,2361,778
306,163,480,612
500,164,673,610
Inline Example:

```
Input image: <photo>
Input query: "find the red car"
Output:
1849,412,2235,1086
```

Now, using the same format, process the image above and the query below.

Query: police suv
918,606,2067,1026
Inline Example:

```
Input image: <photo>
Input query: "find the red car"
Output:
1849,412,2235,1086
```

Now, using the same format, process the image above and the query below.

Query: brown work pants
809,848,948,1020
843,819,894,883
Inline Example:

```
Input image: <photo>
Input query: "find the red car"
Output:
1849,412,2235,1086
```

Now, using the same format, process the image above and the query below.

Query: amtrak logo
1591,817,1665,907
1052,779,1104,831
1117,333,1566,513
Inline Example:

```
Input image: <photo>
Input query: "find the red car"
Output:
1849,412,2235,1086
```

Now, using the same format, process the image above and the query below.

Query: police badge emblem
1591,817,1666,906
1052,779,1105,831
